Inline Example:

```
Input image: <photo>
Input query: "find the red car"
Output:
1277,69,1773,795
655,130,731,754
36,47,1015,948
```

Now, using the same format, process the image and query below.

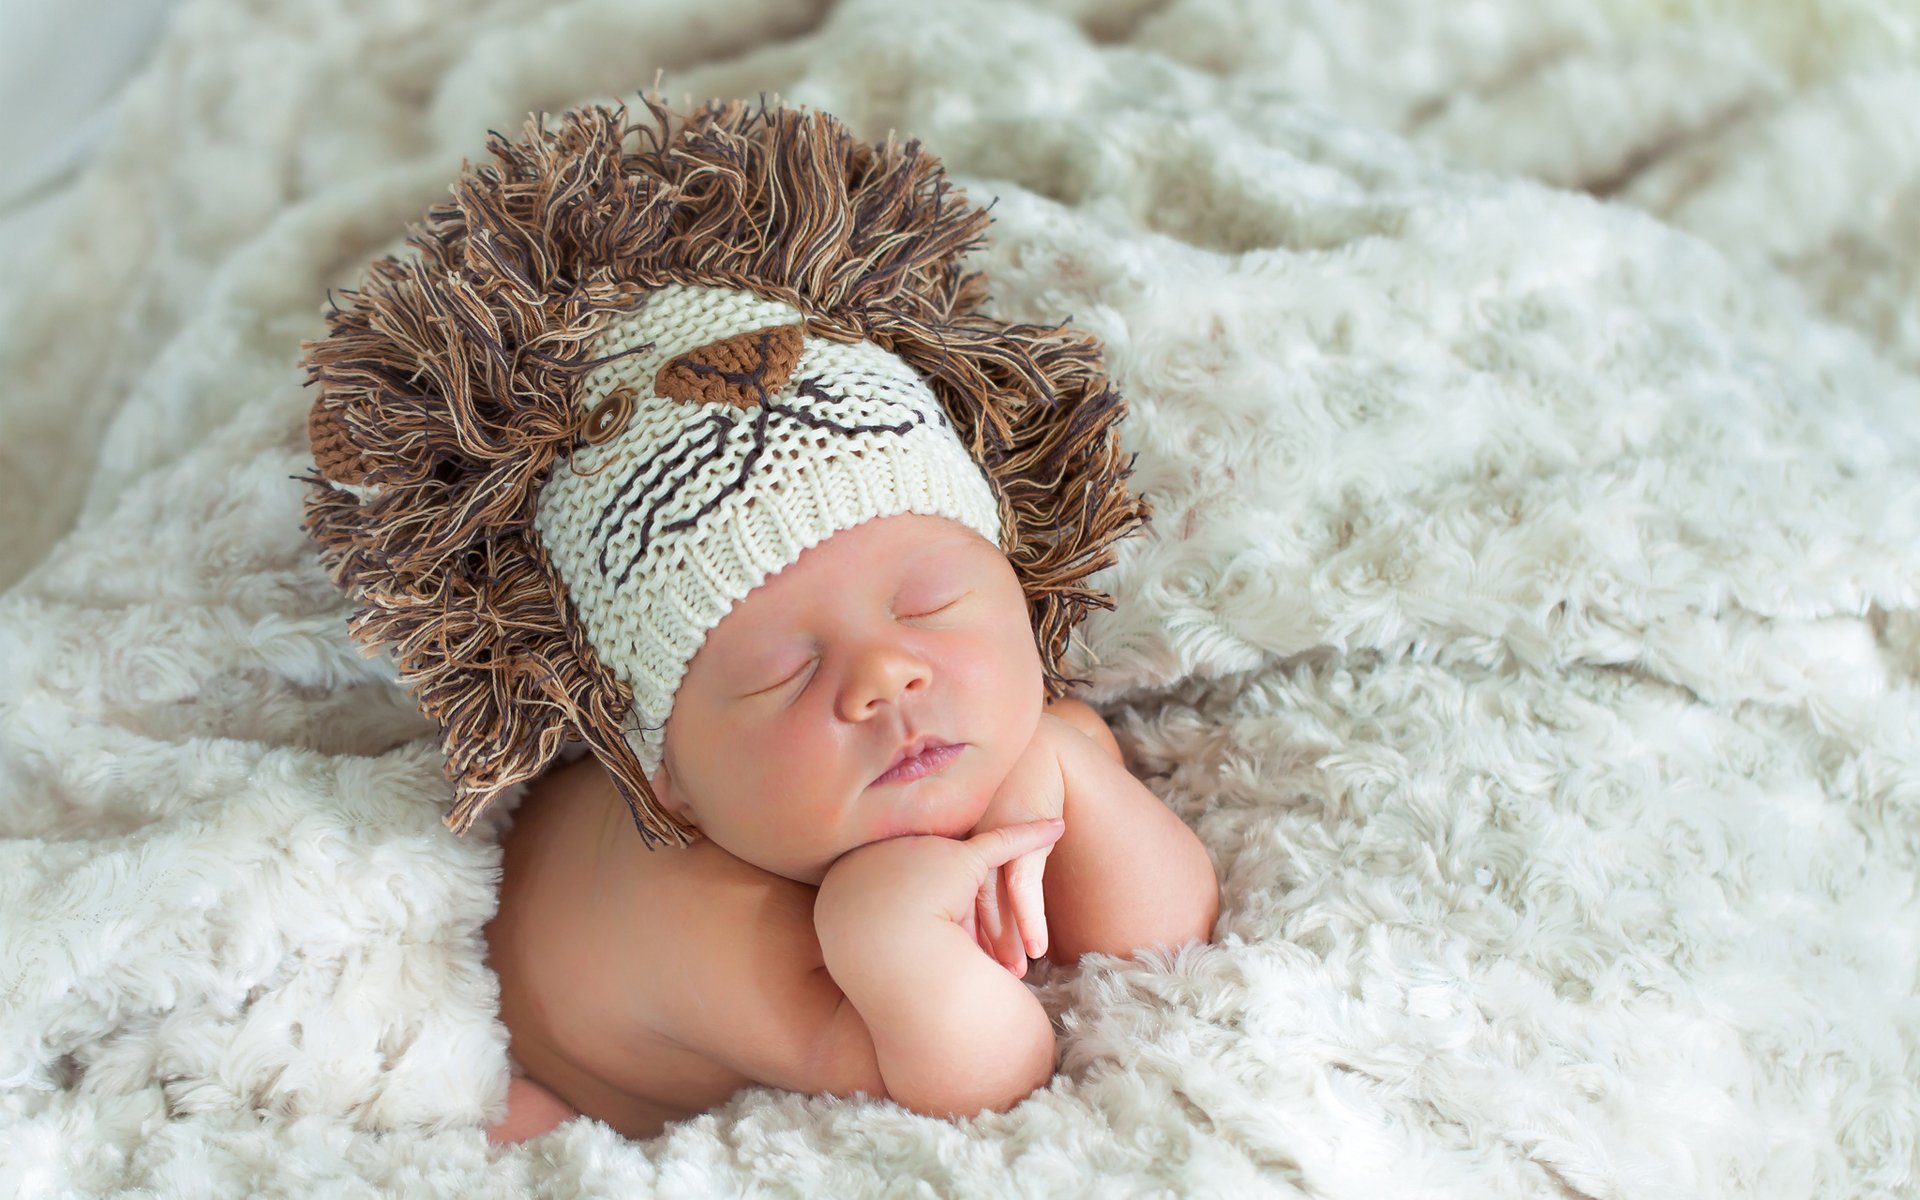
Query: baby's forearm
1045,731,1220,965
817,907,1056,1118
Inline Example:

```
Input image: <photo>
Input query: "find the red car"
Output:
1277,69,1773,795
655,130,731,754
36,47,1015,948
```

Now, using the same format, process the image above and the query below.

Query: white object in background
0,0,182,278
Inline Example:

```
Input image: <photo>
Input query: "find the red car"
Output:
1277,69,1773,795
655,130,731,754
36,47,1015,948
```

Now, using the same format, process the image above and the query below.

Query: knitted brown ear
308,401,368,487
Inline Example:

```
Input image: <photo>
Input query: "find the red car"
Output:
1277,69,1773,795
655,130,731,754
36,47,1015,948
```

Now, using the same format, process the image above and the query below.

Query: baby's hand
966,715,1071,977
816,819,1067,951
812,820,1067,1117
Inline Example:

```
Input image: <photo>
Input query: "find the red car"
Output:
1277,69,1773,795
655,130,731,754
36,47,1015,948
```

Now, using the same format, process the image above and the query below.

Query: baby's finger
1006,849,1052,961
965,818,1065,873
972,875,1005,967
987,866,1026,976
975,871,1004,946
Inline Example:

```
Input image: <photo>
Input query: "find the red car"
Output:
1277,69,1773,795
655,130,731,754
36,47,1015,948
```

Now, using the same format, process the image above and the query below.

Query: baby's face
648,512,1046,885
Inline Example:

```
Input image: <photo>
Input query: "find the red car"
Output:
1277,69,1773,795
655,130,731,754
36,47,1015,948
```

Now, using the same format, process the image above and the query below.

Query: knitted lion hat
299,92,1151,849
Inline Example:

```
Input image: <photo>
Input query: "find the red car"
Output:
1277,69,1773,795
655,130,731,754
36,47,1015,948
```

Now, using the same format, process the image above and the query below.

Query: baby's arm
813,822,1066,1119
489,828,1061,1137
486,1075,579,1145
1041,719,1219,966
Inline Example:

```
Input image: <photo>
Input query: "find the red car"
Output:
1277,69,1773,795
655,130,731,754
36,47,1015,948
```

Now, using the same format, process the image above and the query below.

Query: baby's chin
766,804,990,887
861,808,982,845
863,767,996,845
717,763,1001,883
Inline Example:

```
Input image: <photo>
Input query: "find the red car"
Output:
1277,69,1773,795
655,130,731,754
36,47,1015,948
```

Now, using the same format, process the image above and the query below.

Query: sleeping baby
296,93,1216,1145
483,510,1218,1142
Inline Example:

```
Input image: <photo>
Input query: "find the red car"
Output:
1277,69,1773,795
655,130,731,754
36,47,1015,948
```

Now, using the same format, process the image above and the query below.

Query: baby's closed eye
745,591,975,697
892,591,968,620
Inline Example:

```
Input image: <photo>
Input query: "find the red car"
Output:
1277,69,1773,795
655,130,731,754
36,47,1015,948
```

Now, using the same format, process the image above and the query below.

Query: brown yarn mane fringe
299,91,1152,847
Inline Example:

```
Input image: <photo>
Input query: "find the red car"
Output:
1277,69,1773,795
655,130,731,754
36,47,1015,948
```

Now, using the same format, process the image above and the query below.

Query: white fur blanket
4,1,1918,1195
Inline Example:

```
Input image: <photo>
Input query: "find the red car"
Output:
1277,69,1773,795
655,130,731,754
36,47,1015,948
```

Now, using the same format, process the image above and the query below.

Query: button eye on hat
298,92,1151,847
581,386,635,445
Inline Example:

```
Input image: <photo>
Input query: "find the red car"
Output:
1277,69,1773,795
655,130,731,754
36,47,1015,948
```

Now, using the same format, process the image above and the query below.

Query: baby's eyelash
901,588,973,618
900,597,961,619
753,663,809,697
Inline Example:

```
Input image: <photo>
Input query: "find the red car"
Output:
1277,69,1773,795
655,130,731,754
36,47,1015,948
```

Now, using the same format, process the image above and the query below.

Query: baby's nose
838,644,932,718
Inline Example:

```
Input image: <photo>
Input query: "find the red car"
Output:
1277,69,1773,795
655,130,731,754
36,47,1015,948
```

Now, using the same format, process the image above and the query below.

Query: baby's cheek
759,748,851,827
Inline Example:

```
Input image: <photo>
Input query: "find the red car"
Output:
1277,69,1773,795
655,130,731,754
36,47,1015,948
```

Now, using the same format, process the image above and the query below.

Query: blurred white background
0,0,182,280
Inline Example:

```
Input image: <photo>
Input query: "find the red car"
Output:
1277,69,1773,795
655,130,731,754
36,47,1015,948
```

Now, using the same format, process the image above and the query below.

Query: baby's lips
872,738,965,786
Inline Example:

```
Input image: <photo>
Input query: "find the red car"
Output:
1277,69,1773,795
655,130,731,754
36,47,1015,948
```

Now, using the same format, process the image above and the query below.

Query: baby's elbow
1129,853,1221,961
486,1075,579,1146
886,1014,1058,1121
1154,858,1221,954
988,1035,1061,1115
897,1044,1057,1122
1192,853,1222,939
1192,870,1221,946
1049,852,1220,967
981,1055,1059,1117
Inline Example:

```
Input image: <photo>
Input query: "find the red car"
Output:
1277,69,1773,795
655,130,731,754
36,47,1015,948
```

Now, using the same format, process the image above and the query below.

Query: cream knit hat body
534,282,1004,780
302,96,1150,846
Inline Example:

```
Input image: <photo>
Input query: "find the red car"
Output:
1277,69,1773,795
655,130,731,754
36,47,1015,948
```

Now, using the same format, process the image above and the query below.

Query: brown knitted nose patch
654,323,805,409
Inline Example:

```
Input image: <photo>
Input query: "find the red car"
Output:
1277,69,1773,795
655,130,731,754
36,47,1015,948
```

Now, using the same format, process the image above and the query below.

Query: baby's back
485,755,823,1140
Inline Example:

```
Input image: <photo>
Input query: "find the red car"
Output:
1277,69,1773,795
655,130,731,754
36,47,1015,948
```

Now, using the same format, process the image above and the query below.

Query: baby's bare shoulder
493,783,827,1130
582,845,834,1127
618,838,827,1013
1043,696,1125,764
613,840,881,1101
